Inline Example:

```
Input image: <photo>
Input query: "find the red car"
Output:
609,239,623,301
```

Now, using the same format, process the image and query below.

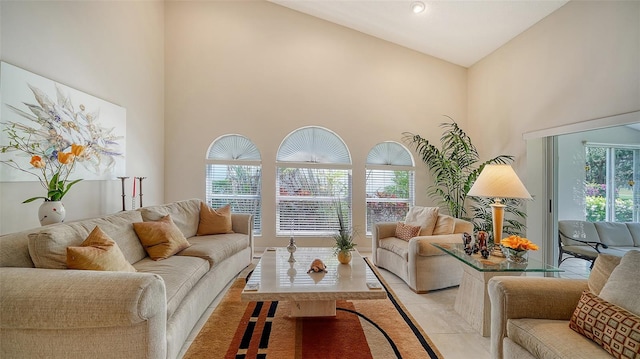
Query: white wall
468,1,640,256
557,126,640,220
164,1,467,249
0,1,165,234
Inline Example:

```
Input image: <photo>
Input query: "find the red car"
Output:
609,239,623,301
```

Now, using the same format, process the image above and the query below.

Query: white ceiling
270,0,569,68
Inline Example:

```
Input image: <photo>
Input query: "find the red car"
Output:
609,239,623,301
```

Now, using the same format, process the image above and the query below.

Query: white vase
38,201,66,226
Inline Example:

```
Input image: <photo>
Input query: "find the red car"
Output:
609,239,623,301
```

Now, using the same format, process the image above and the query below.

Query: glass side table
432,243,563,337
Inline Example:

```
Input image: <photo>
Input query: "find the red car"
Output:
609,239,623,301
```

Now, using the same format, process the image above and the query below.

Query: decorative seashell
307,258,327,273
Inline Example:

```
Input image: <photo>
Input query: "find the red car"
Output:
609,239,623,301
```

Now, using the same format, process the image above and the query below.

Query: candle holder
138,177,147,207
117,176,129,211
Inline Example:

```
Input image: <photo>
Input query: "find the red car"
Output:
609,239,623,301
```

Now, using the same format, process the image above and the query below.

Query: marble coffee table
241,247,386,317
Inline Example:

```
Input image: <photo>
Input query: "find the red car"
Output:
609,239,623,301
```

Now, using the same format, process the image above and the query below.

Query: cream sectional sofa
489,251,640,359
558,220,640,267
372,215,473,293
0,199,253,359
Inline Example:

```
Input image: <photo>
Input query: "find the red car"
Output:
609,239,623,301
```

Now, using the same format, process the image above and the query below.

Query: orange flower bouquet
500,235,538,263
500,235,539,251
1,127,87,203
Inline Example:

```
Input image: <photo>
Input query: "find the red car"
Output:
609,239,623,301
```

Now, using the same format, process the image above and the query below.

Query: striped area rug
184,258,442,359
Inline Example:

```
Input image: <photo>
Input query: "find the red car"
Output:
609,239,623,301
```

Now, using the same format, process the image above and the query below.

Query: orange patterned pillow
67,226,136,272
395,222,421,241
133,214,191,260
570,291,640,358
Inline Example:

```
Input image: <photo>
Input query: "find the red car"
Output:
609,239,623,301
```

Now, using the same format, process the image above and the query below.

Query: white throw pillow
404,206,439,236
599,250,640,316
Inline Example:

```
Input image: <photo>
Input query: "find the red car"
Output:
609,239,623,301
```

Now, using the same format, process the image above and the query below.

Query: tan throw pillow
599,250,640,316
432,214,455,235
395,222,421,241
197,202,234,236
588,254,622,295
405,206,439,236
133,215,191,260
570,291,640,358
66,226,136,272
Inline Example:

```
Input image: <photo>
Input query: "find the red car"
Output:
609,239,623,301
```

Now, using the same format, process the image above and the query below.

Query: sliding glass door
585,145,639,222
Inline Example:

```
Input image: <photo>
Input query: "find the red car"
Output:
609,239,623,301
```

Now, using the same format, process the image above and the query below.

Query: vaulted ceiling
270,0,569,68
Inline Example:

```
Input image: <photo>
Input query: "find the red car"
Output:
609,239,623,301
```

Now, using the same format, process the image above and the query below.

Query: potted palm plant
403,117,527,237
333,201,356,264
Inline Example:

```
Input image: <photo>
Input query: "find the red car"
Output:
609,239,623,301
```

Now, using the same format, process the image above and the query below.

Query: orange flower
501,235,538,251
30,155,45,168
70,144,86,157
57,151,75,165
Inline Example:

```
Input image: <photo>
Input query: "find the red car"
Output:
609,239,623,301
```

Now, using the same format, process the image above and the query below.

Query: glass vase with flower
500,235,539,263
1,125,86,225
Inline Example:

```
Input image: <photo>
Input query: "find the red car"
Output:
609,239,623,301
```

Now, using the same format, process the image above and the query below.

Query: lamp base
491,246,505,258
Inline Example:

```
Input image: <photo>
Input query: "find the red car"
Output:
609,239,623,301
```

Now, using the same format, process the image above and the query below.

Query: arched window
276,126,352,236
206,134,262,234
366,142,415,234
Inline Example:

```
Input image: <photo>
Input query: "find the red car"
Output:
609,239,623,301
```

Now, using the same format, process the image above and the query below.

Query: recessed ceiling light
411,1,426,14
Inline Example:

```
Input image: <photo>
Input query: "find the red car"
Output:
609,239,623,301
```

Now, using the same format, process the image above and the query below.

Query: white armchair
372,216,473,293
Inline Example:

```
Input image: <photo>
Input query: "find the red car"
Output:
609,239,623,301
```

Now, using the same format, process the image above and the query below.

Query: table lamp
467,164,532,257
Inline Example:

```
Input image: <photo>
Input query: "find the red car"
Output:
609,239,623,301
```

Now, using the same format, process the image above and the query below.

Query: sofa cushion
67,226,137,272
28,210,146,269
570,291,640,358
140,199,201,238
600,250,640,315
196,202,234,236
558,220,600,246
178,233,249,268
626,223,640,247
594,222,634,247
0,228,37,268
133,215,191,261
378,237,408,261
395,222,421,241
507,318,613,359
588,254,622,295
432,214,455,235
405,206,439,236
134,255,209,318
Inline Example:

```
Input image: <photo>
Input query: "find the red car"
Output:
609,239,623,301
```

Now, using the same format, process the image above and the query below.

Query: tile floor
177,254,591,359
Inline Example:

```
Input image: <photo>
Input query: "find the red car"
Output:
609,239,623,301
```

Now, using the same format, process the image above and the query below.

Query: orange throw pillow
197,202,234,236
395,222,421,241
133,215,191,260
570,291,640,358
67,226,136,272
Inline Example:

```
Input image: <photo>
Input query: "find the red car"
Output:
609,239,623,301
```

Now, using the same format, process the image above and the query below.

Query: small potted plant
333,201,356,264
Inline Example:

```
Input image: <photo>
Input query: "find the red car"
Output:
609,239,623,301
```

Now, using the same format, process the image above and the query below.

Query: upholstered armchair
372,216,473,293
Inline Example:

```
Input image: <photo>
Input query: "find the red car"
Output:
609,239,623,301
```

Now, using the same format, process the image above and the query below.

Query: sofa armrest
372,222,398,265
559,230,608,251
373,222,397,242
488,276,588,359
409,234,463,257
231,213,253,235
231,213,254,259
1,267,166,329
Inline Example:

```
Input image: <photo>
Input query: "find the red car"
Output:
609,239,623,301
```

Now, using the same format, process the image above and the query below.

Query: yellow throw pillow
197,202,234,236
395,222,421,241
66,226,136,272
133,214,191,260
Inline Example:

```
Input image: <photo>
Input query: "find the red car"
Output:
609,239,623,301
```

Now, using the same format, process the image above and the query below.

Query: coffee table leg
290,300,336,317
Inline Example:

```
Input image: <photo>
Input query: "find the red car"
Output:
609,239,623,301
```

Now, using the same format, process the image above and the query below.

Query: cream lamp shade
467,164,531,256
467,164,532,200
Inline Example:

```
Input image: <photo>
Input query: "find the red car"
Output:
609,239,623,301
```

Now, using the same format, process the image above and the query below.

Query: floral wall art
0,62,126,189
